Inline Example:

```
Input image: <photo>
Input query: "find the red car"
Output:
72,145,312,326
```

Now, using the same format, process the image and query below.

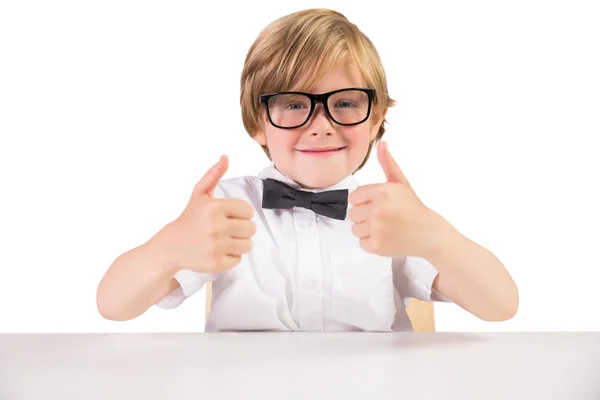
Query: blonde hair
240,8,395,170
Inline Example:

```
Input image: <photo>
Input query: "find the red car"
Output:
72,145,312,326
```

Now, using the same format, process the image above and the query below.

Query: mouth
296,146,346,156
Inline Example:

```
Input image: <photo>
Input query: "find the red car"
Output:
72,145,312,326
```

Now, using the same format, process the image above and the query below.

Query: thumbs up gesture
162,155,256,274
348,141,446,258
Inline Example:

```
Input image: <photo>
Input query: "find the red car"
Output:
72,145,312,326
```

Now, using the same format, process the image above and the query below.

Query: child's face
254,60,385,189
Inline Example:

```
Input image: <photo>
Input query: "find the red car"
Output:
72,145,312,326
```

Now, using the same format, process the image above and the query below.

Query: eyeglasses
259,88,376,129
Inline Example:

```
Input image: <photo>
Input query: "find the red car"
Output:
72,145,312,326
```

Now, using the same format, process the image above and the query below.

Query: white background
1,1,598,333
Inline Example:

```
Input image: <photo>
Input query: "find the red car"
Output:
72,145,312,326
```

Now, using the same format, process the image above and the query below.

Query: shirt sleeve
155,269,217,309
392,256,452,305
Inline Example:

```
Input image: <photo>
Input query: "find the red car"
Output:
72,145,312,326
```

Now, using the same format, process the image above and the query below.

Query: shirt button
298,219,313,229
306,279,316,291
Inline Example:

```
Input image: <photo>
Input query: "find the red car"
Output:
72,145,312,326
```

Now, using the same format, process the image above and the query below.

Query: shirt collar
257,163,359,193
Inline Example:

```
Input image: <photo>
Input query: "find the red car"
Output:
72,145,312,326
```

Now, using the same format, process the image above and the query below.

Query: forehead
288,58,367,94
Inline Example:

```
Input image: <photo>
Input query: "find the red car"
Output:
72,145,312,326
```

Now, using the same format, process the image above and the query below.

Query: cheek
343,127,372,150
265,128,298,153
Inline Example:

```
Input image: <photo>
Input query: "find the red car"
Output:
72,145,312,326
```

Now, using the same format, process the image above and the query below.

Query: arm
96,225,180,321
348,141,518,323
96,155,256,321
426,217,519,322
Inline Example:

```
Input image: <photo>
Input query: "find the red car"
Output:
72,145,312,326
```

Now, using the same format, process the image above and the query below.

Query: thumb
194,155,229,197
377,141,408,184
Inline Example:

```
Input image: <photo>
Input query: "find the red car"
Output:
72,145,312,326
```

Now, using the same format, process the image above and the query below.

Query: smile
296,147,346,157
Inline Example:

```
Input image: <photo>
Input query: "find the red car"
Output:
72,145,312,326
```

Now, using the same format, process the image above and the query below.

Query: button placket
294,209,323,331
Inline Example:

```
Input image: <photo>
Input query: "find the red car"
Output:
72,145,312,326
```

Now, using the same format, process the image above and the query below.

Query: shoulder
215,175,263,195
213,175,264,206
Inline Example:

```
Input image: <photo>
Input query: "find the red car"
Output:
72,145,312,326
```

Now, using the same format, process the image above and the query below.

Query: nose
308,102,335,136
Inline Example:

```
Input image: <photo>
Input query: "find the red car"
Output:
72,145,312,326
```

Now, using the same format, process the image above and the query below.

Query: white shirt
156,164,448,332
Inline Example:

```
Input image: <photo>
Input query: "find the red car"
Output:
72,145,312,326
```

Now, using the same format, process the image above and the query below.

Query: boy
97,8,518,332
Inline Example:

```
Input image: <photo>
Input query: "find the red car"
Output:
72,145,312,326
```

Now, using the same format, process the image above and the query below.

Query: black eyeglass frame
258,87,376,129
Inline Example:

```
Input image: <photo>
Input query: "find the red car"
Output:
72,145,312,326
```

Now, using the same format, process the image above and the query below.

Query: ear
253,111,268,146
253,129,267,146
370,106,388,141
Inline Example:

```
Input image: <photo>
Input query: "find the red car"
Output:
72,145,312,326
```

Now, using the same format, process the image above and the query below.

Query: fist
348,141,443,258
162,155,256,274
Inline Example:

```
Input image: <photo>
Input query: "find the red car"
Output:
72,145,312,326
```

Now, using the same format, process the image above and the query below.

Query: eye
335,101,356,108
286,103,307,110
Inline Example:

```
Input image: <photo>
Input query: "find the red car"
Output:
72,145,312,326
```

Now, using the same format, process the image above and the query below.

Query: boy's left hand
348,141,449,258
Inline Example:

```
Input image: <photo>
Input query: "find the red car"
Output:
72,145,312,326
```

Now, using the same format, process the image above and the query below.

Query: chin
277,161,353,189
295,172,345,190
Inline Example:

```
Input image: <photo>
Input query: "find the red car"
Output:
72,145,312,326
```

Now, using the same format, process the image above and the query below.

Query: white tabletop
1,332,599,400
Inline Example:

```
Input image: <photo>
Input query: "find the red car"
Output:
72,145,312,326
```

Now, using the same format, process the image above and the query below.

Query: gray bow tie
261,178,348,220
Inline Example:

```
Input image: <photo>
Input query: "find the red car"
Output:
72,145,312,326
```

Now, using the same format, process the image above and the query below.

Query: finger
348,203,373,223
358,237,376,254
225,219,257,238
351,221,370,239
348,183,385,206
217,198,255,219
223,238,253,256
377,141,409,185
193,155,229,197
216,254,242,271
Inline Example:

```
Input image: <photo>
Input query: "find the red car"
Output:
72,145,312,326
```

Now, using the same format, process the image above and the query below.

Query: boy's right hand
160,155,256,274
